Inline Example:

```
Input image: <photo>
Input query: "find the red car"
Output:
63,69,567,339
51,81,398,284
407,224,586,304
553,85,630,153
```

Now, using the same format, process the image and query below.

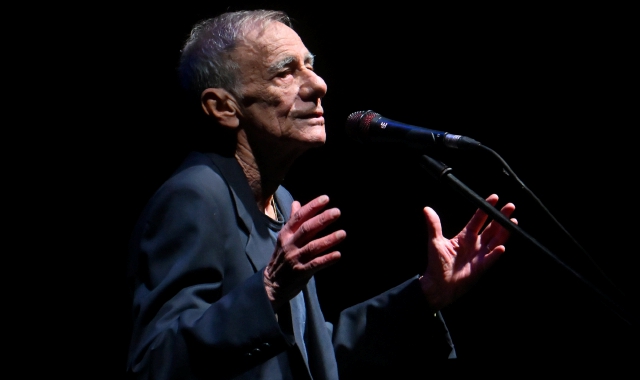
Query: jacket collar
202,152,291,272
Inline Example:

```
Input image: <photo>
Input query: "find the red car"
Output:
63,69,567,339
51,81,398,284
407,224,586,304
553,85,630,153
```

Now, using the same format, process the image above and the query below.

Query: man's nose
300,69,327,99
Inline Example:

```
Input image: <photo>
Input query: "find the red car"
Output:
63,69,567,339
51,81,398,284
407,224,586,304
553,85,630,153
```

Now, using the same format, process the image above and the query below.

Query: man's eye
276,70,292,78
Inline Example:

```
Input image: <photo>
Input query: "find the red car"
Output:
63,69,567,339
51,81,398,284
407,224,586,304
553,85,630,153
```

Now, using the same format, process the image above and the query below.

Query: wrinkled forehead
239,21,301,49
235,21,310,65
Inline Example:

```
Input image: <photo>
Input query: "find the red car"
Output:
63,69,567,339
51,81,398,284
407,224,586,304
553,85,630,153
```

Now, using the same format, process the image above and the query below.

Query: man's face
232,21,328,152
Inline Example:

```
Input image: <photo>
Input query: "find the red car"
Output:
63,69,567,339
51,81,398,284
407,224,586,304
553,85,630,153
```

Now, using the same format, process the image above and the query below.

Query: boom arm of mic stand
419,154,635,327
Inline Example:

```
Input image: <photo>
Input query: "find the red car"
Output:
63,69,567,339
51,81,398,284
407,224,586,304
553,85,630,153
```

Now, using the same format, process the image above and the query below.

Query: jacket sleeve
332,276,456,378
126,164,294,380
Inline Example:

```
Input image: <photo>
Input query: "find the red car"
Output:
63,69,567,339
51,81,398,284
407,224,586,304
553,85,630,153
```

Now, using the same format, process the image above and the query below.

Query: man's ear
201,88,241,128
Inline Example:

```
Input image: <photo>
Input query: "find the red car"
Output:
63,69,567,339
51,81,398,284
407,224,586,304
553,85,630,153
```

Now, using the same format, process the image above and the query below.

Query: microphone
345,110,481,150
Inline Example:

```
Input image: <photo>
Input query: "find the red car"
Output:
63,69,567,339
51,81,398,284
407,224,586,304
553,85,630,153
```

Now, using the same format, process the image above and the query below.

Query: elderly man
126,9,516,379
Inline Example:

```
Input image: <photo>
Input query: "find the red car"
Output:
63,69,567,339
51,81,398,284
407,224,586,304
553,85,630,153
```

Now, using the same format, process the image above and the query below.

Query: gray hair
178,10,292,102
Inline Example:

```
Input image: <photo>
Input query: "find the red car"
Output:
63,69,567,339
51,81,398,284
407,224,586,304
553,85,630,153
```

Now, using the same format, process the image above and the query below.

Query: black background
74,1,637,376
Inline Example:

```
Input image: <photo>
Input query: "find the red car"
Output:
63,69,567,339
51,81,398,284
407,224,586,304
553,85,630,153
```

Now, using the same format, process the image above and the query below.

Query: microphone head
345,110,379,142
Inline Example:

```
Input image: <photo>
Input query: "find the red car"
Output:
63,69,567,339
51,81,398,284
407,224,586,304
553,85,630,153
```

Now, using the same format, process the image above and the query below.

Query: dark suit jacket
126,152,456,380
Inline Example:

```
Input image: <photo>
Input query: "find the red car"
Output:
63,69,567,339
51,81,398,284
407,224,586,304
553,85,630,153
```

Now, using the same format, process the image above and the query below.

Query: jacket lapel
205,153,320,377
204,153,274,272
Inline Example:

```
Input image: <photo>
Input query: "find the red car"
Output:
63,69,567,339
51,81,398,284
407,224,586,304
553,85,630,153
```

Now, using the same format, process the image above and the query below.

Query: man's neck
234,138,295,215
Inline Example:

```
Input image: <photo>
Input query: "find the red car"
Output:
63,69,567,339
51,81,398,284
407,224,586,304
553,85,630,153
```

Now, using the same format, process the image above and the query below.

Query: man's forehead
239,21,309,60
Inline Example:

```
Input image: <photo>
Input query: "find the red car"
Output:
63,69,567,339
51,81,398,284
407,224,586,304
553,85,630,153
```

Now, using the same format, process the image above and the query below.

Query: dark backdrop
92,2,637,376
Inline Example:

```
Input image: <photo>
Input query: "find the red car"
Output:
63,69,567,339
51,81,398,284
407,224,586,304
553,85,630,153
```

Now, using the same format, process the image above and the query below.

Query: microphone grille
345,110,379,141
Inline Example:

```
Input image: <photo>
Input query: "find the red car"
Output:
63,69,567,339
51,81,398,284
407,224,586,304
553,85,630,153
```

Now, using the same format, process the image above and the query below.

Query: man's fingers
287,195,330,231
290,200,301,216
298,230,346,263
296,230,345,275
268,229,345,298
423,206,443,240
481,202,516,247
303,251,342,274
465,194,499,235
292,207,342,246
483,217,516,266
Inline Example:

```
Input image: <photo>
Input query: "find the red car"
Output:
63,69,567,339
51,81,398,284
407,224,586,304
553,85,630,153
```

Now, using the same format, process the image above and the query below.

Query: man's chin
298,137,325,149
289,138,325,156
300,129,327,146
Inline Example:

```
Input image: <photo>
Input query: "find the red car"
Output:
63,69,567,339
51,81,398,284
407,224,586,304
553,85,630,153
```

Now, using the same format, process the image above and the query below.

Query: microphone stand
418,153,635,328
